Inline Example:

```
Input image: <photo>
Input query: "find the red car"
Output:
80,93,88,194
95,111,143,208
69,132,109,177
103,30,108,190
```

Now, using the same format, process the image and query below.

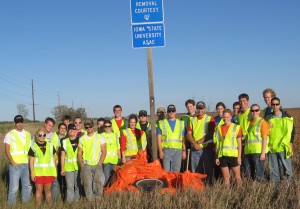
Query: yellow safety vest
136,122,151,133
8,130,31,164
190,114,212,148
214,124,241,158
159,119,184,149
237,108,251,140
268,117,293,158
80,132,103,166
245,118,265,154
32,141,57,177
111,118,127,138
102,132,120,165
123,128,147,157
62,138,79,172
47,132,60,150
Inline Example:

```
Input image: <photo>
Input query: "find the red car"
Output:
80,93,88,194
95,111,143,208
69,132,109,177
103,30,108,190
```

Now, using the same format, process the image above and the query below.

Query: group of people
3,88,296,205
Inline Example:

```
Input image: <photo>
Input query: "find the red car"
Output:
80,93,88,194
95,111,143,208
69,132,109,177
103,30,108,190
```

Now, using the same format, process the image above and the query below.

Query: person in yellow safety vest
136,110,152,162
102,120,121,185
180,99,197,172
157,104,186,172
44,117,60,202
214,109,243,185
262,88,276,118
29,129,57,206
4,115,32,206
111,105,127,138
214,102,226,127
236,93,252,140
60,123,82,203
265,97,295,184
121,114,147,163
244,104,269,181
78,119,106,201
186,101,216,185
74,116,86,138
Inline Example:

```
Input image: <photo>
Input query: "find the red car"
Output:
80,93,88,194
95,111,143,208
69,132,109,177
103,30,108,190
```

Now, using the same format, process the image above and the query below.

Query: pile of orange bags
104,151,206,194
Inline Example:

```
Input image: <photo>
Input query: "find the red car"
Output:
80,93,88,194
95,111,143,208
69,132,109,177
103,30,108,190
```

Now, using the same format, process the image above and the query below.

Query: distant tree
51,105,87,122
17,104,28,119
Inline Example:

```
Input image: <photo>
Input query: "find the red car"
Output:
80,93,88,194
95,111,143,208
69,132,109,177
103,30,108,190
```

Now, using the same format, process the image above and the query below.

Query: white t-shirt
3,129,30,146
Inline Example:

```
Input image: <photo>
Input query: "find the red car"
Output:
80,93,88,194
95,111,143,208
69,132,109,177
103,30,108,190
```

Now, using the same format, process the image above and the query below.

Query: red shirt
220,124,243,138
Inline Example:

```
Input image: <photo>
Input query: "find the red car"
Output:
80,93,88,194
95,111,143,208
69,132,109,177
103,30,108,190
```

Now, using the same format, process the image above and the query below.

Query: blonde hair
263,88,276,98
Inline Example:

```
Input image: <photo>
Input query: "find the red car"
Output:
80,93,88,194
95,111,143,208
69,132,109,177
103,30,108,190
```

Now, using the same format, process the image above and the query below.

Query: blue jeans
244,154,265,181
268,151,294,184
65,171,81,203
103,163,117,186
191,148,215,185
52,176,60,202
162,148,182,172
8,164,32,205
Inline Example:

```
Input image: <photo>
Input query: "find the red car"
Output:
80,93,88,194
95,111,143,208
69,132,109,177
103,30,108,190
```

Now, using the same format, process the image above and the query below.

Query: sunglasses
74,122,81,125
38,134,46,137
167,110,176,113
85,126,93,129
271,103,280,106
251,109,260,113
104,125,111,128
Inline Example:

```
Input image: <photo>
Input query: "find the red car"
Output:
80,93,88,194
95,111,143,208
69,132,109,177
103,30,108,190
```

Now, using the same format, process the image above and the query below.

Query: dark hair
238,93,249,101
45,117,56,125
58,123,67,129
185,99,195,107
104,120,112,125
97,117,105,123
128,114,138,123
62,115,71,121
233,101,240,108
271,97,280,104
113,105,122,111
215,102,226,110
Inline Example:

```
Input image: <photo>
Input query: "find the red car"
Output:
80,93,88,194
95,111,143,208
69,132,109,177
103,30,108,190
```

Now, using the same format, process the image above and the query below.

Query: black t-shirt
28,141,56,157
139,122,149,132
60,137,79,152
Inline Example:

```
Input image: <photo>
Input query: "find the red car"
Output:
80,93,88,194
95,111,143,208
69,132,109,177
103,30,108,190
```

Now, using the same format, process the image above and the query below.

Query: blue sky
0,0,299,122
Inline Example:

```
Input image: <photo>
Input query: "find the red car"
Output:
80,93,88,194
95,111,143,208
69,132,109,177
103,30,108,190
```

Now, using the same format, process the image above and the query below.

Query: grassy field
0,108,299,209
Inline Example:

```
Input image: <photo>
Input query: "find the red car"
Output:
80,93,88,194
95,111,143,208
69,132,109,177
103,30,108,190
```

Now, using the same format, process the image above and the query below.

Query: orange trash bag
104,150,206,194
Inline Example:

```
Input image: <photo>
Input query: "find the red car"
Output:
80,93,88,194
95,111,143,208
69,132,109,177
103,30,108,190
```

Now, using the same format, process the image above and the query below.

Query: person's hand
31,174,35,182
260,153,266,161
193,143,202,151
215,159,220,166
237,157,242,166
159,151,164,160
122,157,126,164
61,169,65,176
182,150,186,160
80,162,85,168
11,161,19,166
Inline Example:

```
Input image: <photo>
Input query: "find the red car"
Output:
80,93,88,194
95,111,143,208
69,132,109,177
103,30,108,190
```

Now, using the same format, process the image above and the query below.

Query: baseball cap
167,104,176,112
68,123,76,130
139,110,147,116
156,106,166,114
14,115,24,123
84,119,94,127
196,101,206,109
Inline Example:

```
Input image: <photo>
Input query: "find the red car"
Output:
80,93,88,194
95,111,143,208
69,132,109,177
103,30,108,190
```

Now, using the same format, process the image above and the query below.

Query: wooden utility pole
147,48,157,161
31,79,36,122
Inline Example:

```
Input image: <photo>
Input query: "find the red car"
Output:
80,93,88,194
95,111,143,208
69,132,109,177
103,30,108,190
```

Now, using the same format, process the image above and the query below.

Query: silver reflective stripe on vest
126,129,138,150
161,120,167,137
107,152,118,156
163,139,182,143
65,158,77,163
162,120,182,139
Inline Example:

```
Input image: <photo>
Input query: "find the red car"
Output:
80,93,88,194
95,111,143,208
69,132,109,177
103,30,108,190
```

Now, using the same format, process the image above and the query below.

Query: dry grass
0,108,300,209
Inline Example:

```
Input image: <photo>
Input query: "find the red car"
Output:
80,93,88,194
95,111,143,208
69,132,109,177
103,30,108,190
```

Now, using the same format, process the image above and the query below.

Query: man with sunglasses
4,115,32,205
157,104,186,172
265,97,295,184
78,119,106,201
136,110,152,161
244,104,269,181
187,101,216,185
